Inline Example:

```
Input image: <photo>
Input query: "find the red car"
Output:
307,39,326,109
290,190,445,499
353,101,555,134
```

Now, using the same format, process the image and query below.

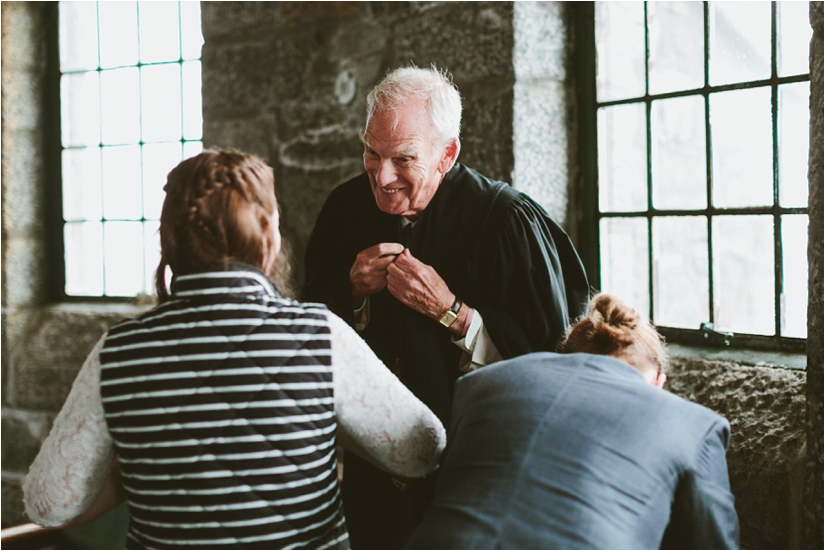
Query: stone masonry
1,3,823,548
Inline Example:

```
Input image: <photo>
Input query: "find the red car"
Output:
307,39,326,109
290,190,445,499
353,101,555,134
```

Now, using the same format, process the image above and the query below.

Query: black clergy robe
303,162,589,549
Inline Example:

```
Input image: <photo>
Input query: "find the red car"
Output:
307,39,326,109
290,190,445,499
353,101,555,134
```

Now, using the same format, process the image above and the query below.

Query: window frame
52,0,203,302
574,1,808,353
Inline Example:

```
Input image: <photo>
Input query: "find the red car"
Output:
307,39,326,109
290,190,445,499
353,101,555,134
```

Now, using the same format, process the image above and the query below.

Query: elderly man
303,66,589,548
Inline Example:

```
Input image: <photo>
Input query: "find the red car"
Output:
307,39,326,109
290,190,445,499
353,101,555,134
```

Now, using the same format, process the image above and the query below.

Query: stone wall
1,2,822,548
805,2,823,549
666,357,807,549
200,1,522,289
2,1,52,527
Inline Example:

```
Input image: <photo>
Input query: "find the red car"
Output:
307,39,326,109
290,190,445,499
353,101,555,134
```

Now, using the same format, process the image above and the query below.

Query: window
589,1,810,350
58,1,203,297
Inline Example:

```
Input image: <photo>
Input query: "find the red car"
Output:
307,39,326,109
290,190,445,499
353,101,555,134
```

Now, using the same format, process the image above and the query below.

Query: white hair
365,65,462,144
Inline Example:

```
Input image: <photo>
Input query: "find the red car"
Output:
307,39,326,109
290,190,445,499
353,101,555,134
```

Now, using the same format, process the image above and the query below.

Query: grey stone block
203,116,274,163
1,235,47,308
805,1,824,547
1,411,48,473
458,83,515,183
0,2,42,71
201,1,281,39
513,1,567,81
0,69,43,132
280,2,359,23
1,475,27,528
202,39,277,118
666,358,806,549
391,2,515,83
1,129,45,235
13,306,136,412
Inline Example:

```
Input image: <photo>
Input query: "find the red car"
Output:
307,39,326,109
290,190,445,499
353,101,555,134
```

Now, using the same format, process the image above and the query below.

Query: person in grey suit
407,293,740,549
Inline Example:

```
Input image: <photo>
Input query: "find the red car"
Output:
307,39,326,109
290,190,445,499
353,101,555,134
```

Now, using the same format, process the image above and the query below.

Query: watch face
439,310,458,327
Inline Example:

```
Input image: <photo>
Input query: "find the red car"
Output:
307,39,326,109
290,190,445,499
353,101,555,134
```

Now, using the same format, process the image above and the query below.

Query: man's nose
375,160,396,186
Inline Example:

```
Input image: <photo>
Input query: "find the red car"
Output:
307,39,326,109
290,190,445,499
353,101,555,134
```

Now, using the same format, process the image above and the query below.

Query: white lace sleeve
329,312,446,478
23,335,114,527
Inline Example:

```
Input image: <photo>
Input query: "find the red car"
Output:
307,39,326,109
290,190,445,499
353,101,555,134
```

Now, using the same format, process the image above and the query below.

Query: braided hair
560,293,669,376
155,149,277,302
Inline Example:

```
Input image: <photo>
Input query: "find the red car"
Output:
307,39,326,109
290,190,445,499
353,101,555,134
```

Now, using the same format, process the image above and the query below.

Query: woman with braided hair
408,292,739,549
24,150,446,549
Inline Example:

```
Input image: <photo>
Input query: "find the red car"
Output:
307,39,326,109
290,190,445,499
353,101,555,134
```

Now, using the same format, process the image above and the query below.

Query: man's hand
387,249,454,320
350,243,405,305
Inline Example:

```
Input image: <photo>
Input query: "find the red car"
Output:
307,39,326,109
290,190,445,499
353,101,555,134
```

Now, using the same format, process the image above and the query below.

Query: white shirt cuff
354,296,370,332
453,310,503,372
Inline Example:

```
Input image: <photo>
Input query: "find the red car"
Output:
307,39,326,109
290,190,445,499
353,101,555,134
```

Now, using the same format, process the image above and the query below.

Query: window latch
700,322,733,347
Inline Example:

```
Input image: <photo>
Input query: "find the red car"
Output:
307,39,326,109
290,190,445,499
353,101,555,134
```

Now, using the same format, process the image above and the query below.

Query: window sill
665,343,807,370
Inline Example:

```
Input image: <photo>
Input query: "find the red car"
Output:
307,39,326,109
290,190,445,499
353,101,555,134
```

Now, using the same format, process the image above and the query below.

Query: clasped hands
350,243,463,332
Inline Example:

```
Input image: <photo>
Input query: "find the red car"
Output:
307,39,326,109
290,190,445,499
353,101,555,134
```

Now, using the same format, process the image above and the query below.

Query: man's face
362,101,453,219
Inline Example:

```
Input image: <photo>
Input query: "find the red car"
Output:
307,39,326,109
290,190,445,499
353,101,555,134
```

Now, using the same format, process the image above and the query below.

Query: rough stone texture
201,1,522,293
513,2,570,225
12,307,139,412
1,409,51,473
666,357,807,549
2,475,27,528
805,2,824,548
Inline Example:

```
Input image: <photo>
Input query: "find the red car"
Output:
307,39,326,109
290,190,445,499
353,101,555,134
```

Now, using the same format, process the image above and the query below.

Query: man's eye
365,149,378,158
396,158,412,166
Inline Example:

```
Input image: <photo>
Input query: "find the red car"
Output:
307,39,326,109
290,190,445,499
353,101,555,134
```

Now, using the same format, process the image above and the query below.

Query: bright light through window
59,1,203,297
595,1,811,340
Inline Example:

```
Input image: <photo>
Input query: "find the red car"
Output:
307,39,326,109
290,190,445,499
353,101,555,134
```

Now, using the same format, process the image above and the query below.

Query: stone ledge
10,303,148,412
666,356,806,549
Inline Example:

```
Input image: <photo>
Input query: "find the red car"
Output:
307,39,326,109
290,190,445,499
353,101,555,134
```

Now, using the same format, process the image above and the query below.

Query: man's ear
654,373,667,389
438,138,461,174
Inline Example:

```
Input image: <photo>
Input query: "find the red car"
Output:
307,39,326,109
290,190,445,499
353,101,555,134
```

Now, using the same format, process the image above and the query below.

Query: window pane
782,215,808,338
710,88,772,208
59,2,98,72
144,220,161,296
182,60,203,141
651,96,707,210
183,141,203,160
61,72,101,148
104,222,145,296
65,221,104,296
600,217,650,317
713,215,774,335
98,1,139,68
102,145,142,220
62,147,102,221
778,1,813,77
652,216,709,328
142,142,183,220
780,82,810,207
648,1,704,94
141,64,183,143
709,2,771,86
100,67,141,145
180,1,204,60
139,1,181,64
598,103,647,212
596,1,645,102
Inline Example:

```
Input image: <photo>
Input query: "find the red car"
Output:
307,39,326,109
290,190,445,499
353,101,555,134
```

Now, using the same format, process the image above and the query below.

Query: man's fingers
372,242,404,258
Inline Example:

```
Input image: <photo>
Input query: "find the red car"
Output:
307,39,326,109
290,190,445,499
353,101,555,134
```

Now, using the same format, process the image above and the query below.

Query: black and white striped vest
100,266,347,549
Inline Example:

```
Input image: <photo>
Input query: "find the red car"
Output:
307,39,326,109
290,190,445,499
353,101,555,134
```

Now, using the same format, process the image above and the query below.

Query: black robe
303,163,589,549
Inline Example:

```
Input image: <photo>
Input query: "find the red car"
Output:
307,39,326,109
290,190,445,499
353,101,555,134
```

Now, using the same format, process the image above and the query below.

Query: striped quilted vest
99,267,347,549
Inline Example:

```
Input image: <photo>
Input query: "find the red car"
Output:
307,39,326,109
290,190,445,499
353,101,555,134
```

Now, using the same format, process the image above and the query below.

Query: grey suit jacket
407,353,739,549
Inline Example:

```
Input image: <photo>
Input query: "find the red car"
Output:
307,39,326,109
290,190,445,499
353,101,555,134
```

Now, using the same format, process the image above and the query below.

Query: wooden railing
0,523,62,549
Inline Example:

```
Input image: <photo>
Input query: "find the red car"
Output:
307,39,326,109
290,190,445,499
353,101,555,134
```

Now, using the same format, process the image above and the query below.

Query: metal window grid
59,1,201,298
586,2,809,352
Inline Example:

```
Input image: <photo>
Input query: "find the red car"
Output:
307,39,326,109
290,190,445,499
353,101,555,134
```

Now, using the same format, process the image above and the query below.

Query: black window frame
48,0,202,303
574,1,808,353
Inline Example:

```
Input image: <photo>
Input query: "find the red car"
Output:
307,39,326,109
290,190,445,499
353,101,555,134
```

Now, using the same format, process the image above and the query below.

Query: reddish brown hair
155,150,276,302
560,293,669,375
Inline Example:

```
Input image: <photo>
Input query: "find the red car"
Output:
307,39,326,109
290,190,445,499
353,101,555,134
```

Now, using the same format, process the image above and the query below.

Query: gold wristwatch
438,298,463,328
